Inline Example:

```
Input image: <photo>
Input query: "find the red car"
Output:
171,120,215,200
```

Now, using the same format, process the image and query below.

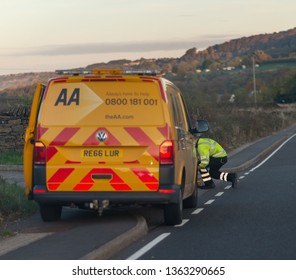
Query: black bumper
32,185,181,205
32,164,180,205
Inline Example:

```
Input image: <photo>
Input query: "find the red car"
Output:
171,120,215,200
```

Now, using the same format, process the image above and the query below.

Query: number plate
81,149,123,158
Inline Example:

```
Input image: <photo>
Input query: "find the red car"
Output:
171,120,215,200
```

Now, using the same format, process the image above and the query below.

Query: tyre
183,184,198,208
164,190,183,225
39,203,62,222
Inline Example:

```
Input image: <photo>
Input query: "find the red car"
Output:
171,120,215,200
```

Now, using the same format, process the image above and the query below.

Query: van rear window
39,81,165,126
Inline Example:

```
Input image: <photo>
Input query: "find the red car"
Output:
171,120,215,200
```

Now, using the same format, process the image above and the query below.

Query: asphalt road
112,133,296,260
0,124,296,260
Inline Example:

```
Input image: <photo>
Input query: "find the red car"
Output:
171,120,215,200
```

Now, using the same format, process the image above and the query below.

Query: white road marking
192,208,204,215
215,192,224,197
126,233,171,260
205,199,215,205
250,133,296,172
126,135,296,261
175,219,189,227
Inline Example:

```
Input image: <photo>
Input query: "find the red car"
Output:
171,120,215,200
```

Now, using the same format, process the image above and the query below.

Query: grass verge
0,176,38,237
0,149,23,165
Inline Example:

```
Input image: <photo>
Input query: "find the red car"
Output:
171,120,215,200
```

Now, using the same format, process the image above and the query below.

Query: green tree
274,70,296,103
201,59,214,70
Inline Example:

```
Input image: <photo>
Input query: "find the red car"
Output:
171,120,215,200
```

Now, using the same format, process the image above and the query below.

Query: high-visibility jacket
197,138,227,168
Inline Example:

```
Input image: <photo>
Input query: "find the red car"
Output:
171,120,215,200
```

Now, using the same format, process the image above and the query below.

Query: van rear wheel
39,203,62,222
164,190,183,225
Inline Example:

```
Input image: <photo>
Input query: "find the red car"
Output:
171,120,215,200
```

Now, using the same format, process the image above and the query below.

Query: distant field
259,61,296,71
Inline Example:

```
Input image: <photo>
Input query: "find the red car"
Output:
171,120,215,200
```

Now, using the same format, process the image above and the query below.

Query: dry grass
0,176,38,226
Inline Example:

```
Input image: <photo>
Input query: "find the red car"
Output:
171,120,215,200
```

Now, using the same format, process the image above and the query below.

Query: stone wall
0,107,29,151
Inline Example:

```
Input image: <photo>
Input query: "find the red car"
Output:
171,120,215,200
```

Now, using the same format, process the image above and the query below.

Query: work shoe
231,173,238,188
199,181,216,189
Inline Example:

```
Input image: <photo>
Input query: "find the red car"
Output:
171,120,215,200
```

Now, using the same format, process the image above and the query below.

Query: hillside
0,72,55,92
0,27,296,104
181,27,296,64
84,27,296,71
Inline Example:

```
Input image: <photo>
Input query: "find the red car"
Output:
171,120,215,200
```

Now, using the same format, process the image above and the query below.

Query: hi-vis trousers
199,156,230,185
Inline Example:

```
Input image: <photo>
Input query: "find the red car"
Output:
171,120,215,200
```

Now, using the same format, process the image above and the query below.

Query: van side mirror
190,119,209,135
196,120,209,133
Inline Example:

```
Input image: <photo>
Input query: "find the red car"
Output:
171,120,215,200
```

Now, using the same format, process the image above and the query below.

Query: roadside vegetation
0,176,38,235
0,149,23,165
189,103,296,152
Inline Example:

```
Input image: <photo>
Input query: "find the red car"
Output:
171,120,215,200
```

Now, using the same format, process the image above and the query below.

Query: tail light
159,140,174,165
34,142,46,165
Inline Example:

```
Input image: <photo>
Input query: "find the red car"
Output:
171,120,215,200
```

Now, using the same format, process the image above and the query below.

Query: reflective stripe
224,173,228,181
200,168,212,182
203,177,212,182
198,140,215,154
200,165,211,181
198,141,215,147
200,156,208,160
220,172,228,181
212,150,227,158
201,172,210,178
198,138,228,160
200,155,209,167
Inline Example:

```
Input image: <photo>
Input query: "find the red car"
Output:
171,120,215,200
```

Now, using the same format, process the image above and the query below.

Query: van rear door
37,76,169,193
24,83,45,196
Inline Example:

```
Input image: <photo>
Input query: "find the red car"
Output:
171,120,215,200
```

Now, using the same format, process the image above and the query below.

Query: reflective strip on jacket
197,138,227,168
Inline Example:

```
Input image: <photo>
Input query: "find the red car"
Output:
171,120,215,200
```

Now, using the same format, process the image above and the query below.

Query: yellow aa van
24,69,208,225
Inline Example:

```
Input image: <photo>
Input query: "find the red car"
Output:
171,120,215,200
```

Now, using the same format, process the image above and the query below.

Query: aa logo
54,88,80,106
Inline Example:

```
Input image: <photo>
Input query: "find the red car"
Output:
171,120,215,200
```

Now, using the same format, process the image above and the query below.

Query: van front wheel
39,203,62,222
164,190,183,225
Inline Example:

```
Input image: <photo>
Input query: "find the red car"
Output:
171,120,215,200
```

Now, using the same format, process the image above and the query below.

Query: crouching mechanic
197,137,237,189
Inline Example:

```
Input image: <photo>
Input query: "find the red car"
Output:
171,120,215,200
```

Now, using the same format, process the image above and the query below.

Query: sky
0,0,295,75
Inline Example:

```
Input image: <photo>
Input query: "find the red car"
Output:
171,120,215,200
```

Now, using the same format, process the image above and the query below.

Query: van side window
167,92,178,128
167,85,188,131
180,94,193,130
